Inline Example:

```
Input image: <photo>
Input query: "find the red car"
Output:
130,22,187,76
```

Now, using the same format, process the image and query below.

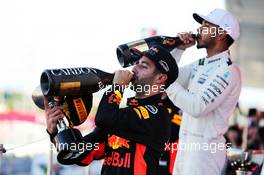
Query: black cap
144,45,178,87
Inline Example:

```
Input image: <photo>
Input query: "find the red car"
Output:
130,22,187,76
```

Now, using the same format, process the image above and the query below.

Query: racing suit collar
205,50,230,65
127,93,163,106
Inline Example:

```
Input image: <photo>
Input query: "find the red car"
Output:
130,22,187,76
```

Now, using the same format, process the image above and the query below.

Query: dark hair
258,127,264,142
225,34,234,47
248,108,257,117
225,125,243,147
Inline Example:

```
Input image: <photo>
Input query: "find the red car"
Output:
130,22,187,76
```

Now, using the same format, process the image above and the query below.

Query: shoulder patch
223,71,231,79
171,114,182,125
108,90,122,105
145,105,158,114
198,58,205,65
227,58,232,66
133,106,150,119
133,108,142,119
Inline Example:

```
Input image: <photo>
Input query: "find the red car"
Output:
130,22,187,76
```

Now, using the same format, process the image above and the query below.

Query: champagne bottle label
50,67,93,76
41,67,114,96
60,82,81,95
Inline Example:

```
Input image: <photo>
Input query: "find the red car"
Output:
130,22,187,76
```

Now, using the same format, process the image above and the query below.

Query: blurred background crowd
225,107,264,151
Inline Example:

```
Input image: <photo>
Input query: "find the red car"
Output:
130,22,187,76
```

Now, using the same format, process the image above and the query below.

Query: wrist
46,129,57,142
113,83,125,93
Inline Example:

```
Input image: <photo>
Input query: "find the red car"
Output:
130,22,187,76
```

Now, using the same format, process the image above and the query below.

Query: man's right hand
176,32,196,50
113,70,134,88
44,96,64,135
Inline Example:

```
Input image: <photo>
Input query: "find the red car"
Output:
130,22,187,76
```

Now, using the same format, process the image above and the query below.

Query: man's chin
131,78,137,86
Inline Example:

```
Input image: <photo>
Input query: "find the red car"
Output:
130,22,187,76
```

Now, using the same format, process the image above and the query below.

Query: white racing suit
166,49,241,175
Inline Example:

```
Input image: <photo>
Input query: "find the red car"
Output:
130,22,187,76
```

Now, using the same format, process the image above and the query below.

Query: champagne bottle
117,34,197,67
40,67,114,96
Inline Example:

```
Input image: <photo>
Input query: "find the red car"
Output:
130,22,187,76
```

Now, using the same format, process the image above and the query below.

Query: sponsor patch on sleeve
133,106,150,119
108,90,122,105
145,105,158,114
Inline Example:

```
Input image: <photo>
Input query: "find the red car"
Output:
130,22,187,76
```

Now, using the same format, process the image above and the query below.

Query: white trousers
173,136,226,175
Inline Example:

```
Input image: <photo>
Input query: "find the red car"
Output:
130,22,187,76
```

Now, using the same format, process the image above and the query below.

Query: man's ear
155,73,168,85
217,31,227,41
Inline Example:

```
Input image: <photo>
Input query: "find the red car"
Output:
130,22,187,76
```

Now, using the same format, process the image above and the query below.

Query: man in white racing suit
166,9,242,175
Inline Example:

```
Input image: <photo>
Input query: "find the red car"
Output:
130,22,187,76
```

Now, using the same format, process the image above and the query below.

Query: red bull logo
108,91,122,105
104,151,131,168
108,135,130,149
